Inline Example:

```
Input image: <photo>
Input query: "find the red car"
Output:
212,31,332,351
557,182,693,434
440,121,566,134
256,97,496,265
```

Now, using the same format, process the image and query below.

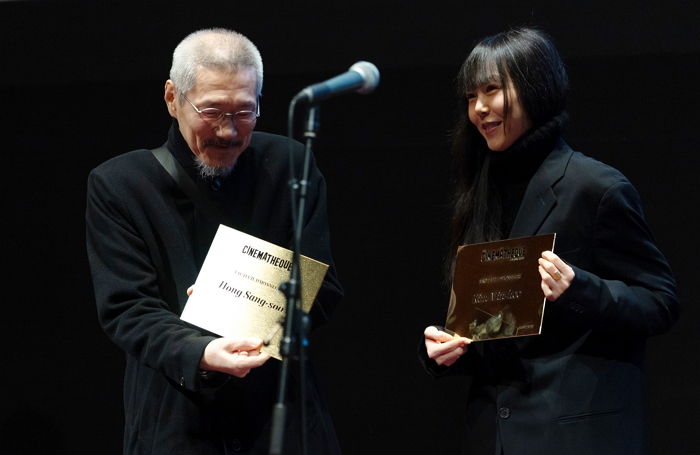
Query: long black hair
447,27,569,277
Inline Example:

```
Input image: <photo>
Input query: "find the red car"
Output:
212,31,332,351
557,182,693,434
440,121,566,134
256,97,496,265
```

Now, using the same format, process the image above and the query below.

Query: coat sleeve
558,180,679,336
86,168,219,392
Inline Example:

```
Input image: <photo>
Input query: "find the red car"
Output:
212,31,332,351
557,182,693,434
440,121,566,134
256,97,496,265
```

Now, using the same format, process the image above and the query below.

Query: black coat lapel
509,140,573,238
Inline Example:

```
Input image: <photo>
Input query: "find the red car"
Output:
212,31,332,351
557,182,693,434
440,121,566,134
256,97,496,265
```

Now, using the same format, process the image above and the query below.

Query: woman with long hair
421,28,678,455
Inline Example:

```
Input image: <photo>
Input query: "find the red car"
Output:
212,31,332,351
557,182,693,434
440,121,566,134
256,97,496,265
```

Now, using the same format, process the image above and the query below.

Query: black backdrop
1,1,699,454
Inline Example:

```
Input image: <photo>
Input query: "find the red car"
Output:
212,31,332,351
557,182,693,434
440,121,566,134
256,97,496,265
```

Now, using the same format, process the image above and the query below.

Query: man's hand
189,286,270,377
424,326,471,367
200,337,270,378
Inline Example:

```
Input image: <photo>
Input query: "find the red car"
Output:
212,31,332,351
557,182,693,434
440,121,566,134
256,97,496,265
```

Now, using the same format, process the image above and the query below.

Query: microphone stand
269,100,319,455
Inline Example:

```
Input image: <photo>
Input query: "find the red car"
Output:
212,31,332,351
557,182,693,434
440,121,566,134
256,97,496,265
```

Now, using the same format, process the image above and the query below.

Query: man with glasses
86,28,343,454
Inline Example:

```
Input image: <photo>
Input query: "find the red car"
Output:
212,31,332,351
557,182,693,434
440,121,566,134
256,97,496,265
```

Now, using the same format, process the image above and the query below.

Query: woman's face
467,78,532,151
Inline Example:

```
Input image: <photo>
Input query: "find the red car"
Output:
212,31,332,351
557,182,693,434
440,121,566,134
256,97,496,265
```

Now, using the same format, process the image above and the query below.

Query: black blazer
434,140,678,455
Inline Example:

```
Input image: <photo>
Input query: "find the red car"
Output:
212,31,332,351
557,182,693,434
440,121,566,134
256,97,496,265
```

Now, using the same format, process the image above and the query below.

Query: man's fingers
229,337,264,352
227,352,272,378
201,337,272,375
235,352,270,369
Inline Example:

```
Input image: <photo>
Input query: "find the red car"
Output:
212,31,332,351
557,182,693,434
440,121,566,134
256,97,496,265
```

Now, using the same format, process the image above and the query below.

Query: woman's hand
538,250,575,301
424,326,471,367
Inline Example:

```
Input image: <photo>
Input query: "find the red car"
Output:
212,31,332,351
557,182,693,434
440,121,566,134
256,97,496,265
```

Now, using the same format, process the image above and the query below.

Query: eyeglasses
183,94,260,125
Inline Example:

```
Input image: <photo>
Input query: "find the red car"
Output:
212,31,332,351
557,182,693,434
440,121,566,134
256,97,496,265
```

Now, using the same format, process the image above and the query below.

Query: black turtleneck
488,113,568,237
165,120,259,266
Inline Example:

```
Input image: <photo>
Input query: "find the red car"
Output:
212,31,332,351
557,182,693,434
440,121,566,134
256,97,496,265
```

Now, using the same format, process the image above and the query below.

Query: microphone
296,61,380,103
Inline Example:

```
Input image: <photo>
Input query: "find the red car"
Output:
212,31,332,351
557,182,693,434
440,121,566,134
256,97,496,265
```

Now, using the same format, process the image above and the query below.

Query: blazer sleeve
86,169,219,393
559,179,679,337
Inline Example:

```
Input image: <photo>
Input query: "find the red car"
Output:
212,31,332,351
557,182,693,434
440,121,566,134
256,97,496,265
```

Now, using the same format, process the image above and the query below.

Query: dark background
1,1,699,453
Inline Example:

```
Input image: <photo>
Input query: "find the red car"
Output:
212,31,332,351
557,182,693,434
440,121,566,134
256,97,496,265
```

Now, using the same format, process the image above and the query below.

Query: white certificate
181,224,328,359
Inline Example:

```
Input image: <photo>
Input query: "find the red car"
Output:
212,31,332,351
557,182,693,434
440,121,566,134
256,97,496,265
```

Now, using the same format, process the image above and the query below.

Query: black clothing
422,118,679,455
86,123,343,454
490,113,566,236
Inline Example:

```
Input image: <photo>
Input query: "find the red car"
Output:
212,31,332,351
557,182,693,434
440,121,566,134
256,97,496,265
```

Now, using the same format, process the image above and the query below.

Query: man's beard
195,156,235,179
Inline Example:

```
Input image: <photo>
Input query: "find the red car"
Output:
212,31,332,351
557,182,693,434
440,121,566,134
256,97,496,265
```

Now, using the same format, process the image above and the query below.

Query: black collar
489,112,569,185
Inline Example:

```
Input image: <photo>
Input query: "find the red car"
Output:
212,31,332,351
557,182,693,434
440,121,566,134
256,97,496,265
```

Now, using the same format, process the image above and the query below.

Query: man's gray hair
169,28,263,98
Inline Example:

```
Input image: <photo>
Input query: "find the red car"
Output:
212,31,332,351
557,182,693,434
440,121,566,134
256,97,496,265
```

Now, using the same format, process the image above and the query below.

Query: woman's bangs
463,48,501,92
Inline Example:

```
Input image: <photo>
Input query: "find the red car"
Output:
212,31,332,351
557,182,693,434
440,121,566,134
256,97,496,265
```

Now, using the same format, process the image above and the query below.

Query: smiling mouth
482,121,501,134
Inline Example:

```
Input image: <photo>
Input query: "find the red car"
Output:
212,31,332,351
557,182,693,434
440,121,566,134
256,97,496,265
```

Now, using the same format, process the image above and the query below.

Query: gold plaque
181,224,328,360
446,233,556,341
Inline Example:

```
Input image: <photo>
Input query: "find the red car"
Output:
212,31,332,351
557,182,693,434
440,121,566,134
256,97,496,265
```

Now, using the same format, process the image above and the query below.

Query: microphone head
350,61,380,94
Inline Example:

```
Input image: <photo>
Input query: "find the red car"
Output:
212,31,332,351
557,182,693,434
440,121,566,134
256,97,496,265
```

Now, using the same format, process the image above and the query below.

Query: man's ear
164,80,178,118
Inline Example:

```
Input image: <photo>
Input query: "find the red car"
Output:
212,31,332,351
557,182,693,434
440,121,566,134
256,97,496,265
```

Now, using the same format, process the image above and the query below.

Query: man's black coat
86,126,343,454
